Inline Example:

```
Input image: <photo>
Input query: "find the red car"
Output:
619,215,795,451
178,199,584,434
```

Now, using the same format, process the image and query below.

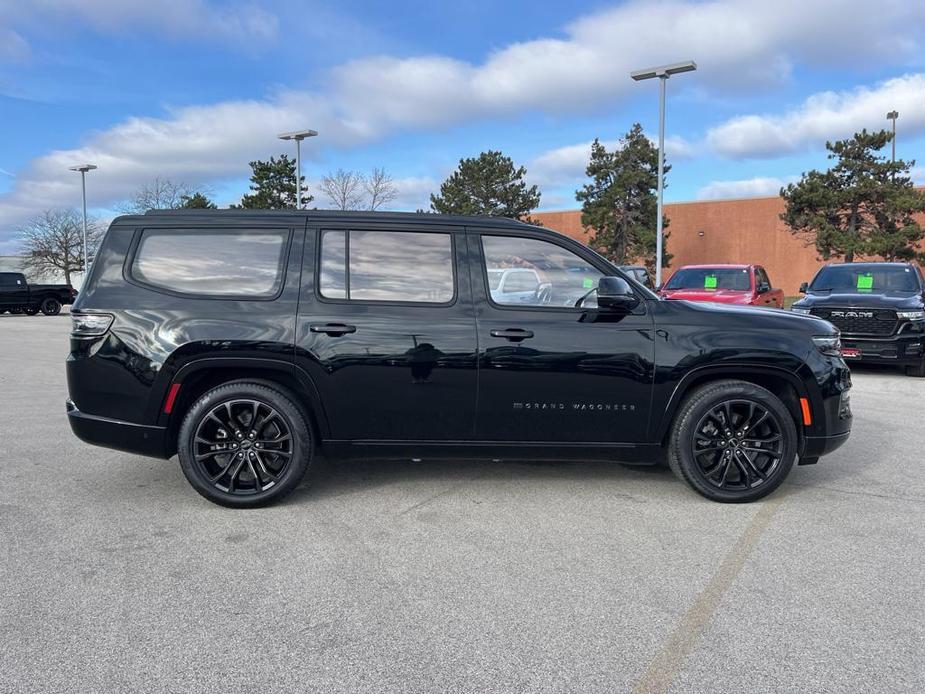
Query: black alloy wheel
178,381,312,507
40,298,62,316
690,399,784,491
668,380,796,503
24,306,39,316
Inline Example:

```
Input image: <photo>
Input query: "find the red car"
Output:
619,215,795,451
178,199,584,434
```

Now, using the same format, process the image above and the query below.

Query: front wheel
177,381,313,507
23,306,39,316
667,380,797,503
40,298,62,316
906,360,925,378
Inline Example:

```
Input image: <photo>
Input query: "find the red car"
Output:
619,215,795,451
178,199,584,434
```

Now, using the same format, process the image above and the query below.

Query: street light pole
69,164,97,284
886,111,899,170
631,60,697,288
277,129,318,209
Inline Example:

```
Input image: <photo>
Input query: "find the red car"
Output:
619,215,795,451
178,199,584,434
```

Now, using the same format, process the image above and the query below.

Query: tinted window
756,268,771,289
482,235,603,308
319,230,454,303
132,229,288,297
810,265,920,293
665,267,751,291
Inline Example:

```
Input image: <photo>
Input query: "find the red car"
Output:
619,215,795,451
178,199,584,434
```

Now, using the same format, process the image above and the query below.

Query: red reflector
164,383,182,414
799,397,812,426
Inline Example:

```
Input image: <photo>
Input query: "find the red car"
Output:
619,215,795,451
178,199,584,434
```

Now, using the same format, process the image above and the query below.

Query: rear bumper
66,399,169,458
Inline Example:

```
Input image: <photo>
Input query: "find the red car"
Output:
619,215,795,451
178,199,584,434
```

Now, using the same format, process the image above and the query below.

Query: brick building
533,195,924,296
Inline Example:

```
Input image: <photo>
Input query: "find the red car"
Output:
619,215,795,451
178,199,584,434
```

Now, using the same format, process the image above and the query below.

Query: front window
665,267,751,291
481,235,603,308
809,265,920,293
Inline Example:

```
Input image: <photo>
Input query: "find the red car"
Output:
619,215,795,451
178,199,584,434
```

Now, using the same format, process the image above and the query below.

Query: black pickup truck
0,272,77,316
791,262,925,377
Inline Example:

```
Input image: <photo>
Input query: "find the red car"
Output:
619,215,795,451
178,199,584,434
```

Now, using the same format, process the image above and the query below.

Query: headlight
812,334,842,357
897,310,925,321
791,307,811,314
71,312,113,337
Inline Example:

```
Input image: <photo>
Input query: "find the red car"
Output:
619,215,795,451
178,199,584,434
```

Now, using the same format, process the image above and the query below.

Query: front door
295,224,478,442
471,230,655,443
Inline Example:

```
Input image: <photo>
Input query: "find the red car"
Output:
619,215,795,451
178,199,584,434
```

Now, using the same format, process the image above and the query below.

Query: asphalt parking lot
1,314,923,693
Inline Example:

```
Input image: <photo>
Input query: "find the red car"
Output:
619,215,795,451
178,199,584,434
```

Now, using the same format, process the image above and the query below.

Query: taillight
71,312,113,337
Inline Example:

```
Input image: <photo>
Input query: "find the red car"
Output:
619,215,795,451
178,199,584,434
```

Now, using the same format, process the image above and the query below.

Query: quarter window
481,235,603,308
319,230,455,303
132,229,289,297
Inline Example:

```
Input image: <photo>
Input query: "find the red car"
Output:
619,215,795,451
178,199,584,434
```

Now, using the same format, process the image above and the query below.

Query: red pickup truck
659,264,785,308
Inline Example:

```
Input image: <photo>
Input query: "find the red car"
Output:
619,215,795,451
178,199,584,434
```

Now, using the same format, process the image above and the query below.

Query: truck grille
810,308,898,336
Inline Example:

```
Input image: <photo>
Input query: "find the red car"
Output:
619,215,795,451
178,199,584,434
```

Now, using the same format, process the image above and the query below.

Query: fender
651,361,816,444
151,356,331,439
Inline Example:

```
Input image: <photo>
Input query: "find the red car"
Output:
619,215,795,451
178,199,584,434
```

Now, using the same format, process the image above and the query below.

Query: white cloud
708,73,925,158
2,0,925,233
384,176,439,211
696,176,797,200
528,135,693,189
0,28,30,63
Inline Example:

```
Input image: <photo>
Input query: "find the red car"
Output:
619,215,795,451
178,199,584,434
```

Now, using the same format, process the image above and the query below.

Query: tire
177,381,313,508
906,360,925,378
667,380,797,503
40,298,62,316
23,306,39,316
9,307,22,315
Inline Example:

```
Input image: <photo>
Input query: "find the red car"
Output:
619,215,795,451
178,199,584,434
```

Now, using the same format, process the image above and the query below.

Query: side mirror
757,282,771,294
799,282,808,294
597,276,640,312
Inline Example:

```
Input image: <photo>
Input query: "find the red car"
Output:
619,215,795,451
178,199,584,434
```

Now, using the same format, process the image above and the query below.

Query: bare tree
119,177,193,213
364,167,398,210
319,169,365,210
18,209,104,286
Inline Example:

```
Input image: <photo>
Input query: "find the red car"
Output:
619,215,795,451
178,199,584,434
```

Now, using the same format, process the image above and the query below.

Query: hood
661,298,834,331
661,288,752,303
794,290,924,311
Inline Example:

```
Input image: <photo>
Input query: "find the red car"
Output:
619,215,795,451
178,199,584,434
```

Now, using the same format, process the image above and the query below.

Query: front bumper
841,331,924,365
67,400,169,458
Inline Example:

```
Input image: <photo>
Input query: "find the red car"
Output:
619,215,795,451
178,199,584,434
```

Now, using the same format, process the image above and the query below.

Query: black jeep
792,262,925,377
67,210,852,507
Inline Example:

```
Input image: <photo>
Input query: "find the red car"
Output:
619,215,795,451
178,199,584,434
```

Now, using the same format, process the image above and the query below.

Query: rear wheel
178,381,312,507
9,307,22,314
668,380,797,503
40,298,62,316
23,306,39,315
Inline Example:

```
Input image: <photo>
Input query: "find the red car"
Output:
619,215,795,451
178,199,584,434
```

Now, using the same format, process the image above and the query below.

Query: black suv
67,211,852,507
792,262,925,377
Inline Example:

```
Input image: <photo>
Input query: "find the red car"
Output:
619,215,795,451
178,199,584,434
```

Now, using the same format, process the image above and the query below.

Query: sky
2,0,925,253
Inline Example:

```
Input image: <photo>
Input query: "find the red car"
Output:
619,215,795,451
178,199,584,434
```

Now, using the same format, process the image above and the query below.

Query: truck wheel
906,360,925,378
667,380,797,503
40,298,62,316
9,307,22,314
177,381,313,508
23,306,39,316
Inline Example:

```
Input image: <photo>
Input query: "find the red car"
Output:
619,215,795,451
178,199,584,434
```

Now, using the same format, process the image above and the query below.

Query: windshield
665,268,751,291
810,265,920,293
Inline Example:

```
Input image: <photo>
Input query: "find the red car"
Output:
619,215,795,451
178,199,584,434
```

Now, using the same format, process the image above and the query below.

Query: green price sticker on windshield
857,273,873,290
582,277,595,289
704,275,718,289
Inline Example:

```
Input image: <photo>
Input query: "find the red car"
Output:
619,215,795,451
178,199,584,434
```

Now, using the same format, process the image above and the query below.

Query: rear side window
319,230,454,303
131,229,289,297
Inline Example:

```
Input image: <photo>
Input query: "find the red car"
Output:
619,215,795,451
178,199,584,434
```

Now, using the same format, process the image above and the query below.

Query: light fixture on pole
277,129,318,209
886,110,899,167
68,164,97,281
631,60,697,288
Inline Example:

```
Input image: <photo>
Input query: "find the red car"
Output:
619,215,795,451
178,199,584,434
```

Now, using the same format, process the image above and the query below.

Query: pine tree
781,129,925,262
179,192,217,209
238,155,311,209
575,124,670,270
430,150,541,221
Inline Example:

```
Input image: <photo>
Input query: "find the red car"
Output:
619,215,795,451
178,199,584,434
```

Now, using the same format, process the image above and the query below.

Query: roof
674,263,754,269
132,208,539,230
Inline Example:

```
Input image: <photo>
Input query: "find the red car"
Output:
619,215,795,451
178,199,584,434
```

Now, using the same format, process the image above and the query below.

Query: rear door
0,273,29,308
295,223,478,442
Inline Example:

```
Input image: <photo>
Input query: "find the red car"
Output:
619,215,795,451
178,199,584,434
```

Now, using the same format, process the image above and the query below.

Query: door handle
490,328,534,342
309,323,357,336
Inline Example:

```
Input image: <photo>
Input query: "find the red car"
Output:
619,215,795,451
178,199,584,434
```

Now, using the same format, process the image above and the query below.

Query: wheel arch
654,365,810,448
157,358,329,458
